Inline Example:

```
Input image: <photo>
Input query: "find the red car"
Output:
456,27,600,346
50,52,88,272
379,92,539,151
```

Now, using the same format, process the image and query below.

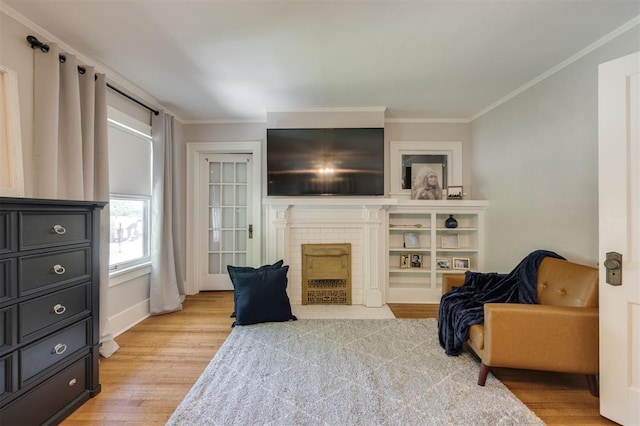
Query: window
107,107,152,271
109,196,149,269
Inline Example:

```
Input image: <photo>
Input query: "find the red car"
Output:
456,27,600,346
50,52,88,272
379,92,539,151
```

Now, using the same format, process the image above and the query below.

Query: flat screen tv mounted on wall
267,128,384,196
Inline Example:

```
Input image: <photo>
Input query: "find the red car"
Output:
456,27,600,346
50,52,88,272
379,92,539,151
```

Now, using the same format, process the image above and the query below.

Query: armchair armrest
442,274,465,295
482,303,599,374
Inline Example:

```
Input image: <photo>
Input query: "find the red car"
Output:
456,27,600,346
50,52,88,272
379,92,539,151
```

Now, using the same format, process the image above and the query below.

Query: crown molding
265,107,387,114
385,118,470,124
181,119,267,125
470,14,640,122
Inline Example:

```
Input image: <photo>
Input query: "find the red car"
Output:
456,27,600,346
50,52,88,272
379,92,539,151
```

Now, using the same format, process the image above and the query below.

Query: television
267,128,384,196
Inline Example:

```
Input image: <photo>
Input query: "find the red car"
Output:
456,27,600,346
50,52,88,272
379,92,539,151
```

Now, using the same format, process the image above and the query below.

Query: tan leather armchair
442,257,599,396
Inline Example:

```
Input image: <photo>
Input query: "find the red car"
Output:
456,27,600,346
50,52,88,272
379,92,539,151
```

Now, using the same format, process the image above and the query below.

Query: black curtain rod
26,35,160,116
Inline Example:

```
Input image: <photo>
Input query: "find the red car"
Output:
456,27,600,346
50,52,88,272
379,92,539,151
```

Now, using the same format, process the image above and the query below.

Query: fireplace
302,243,351,305
264,198,391,307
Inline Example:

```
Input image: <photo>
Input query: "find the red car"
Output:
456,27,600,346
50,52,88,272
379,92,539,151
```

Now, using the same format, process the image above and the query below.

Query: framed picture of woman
411,163,444,200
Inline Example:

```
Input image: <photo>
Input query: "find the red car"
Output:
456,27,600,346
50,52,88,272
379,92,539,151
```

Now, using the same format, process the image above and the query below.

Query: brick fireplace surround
264,198,395,307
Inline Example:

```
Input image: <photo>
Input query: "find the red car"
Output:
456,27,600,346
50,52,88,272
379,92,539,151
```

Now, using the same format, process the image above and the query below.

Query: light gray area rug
168,319,543,426
291,304,395,319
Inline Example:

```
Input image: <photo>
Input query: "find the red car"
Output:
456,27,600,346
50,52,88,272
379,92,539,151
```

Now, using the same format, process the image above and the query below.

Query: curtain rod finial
26,35,49,53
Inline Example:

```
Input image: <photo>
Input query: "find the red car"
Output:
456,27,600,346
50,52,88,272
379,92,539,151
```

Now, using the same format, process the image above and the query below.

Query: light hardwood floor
62,292,614,425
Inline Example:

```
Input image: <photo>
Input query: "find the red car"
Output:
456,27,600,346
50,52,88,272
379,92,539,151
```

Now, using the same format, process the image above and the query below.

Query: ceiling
3,0,639,123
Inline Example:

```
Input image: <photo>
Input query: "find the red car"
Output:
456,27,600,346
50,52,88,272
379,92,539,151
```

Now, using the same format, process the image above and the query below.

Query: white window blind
108,108,152,196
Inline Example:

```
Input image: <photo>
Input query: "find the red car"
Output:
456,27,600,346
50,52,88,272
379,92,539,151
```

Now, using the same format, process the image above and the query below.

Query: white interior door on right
598,50,640,425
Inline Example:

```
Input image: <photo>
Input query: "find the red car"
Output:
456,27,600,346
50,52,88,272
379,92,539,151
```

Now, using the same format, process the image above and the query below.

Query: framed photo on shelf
436,257,452,270
441,234,459,249
447,185,463,200
410,254,423,268
453,257,470,270
399,253,410,269
403,232,420,248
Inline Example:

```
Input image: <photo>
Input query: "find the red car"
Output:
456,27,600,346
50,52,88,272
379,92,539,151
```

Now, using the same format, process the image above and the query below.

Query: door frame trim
185,141,262,295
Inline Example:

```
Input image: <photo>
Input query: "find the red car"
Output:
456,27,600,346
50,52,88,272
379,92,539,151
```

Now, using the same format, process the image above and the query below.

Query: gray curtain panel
33,43,119,357
150,112,184,315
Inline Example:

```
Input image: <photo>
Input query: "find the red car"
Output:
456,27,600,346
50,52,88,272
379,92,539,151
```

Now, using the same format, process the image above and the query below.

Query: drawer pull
69,378,77,387
51,264,66,275
52,224,67,235
53,303,67,315
52,343,67,355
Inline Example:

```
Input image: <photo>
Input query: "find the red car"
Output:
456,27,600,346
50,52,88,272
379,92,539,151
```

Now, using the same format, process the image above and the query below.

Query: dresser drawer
1,354,89,425
19,212,90,250
19,248,90,295
20,319,89,384
0,259,16,304
19,283,90,341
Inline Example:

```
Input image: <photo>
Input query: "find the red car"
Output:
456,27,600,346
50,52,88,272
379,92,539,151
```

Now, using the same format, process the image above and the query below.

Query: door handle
248,224,253,239
604,252,622,286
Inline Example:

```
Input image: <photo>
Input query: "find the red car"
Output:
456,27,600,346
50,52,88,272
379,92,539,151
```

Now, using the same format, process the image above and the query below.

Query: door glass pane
221,253,234,271
209,207,221,228
221,208,234,228
235,253,246,266
208,230,220,251
236,162,247,183
222,185,234,206
210,185,221,206
236,230,247,251
236,208,247,228
209,163,220,183
208,253,220,274
221,230,233,249
236,186,247,206
222,163,234,183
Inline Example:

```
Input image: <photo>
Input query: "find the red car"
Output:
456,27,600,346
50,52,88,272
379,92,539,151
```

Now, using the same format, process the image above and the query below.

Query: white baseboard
110,298,151,338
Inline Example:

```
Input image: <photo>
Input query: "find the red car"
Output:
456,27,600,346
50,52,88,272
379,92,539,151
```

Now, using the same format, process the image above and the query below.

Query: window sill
109,262,152,287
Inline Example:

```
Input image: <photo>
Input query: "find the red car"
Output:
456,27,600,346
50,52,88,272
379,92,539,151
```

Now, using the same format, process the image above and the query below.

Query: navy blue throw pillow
231,265,297,327
228,260,284,317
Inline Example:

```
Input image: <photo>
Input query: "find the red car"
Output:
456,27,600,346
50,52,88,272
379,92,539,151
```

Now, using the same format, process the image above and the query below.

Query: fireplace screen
301,243,351,305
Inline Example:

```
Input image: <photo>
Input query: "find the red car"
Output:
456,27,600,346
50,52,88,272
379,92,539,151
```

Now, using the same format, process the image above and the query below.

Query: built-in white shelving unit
386,200,488,303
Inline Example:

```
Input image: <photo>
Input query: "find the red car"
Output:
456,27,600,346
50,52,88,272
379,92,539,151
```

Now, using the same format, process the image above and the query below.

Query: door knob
604,252,622,286
604,258,621,270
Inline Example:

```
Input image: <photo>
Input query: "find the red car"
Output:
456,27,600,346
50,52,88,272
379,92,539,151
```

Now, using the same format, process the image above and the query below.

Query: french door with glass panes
197,153,257,290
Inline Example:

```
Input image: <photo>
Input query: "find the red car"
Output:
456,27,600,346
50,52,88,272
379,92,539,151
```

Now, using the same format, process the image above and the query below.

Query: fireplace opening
301,243,351,305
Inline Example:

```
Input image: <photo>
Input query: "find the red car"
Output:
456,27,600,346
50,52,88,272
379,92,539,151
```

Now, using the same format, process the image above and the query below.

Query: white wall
472,27,640,272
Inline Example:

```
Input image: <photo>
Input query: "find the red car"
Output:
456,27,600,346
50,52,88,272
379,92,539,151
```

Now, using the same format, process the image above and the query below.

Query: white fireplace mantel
264,197,395,307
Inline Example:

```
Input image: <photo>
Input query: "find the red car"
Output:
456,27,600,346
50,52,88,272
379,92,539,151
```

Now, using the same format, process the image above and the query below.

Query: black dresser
0,197,105,425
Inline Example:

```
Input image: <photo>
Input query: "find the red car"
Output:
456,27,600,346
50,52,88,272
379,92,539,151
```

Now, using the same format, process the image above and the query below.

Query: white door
598,51,640,425
196,153,258,290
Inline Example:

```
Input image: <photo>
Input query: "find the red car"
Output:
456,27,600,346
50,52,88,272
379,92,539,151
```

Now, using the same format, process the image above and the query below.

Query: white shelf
389,268,431,274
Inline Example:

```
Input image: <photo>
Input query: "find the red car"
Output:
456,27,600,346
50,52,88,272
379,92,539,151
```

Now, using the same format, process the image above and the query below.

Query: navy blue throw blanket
438,250,565,356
